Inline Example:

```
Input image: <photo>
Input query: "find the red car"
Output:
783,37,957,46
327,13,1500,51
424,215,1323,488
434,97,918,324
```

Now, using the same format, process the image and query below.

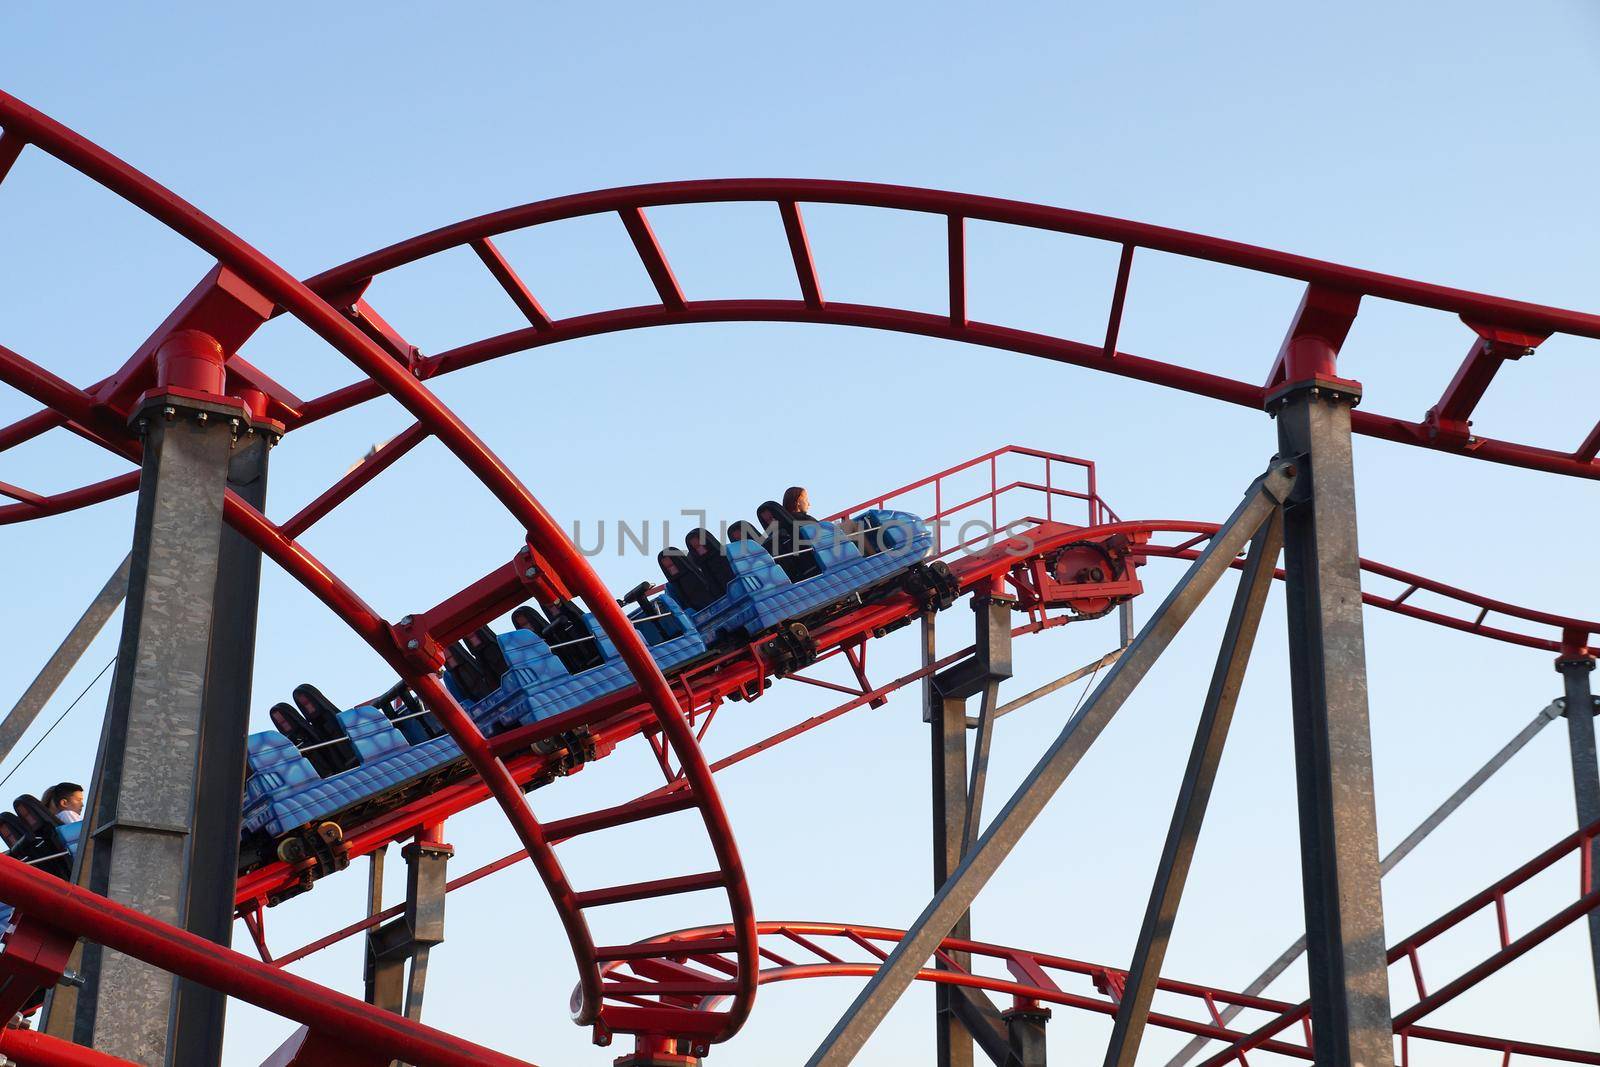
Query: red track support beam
1424,319,1548,444
280,421,429,540
1576,420,1600,464
947,215,966,326
1264,284,1361,390
1103,243,1133,358
0,127,25,185
620,206,686,308
472,237,553,330
779,200,824,309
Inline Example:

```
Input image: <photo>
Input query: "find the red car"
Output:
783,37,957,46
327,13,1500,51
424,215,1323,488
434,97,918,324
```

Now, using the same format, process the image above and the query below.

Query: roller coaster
0,84,1597,1066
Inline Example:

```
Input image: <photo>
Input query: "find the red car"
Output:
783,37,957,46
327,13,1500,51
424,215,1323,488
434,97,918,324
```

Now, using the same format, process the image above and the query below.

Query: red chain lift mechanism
1,85,1598,1066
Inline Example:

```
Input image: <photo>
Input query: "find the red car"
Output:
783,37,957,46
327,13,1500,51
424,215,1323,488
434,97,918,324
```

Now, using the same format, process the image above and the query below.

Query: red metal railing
1197,816,1600,1065
1140,524,1600,656
826,444,1113,559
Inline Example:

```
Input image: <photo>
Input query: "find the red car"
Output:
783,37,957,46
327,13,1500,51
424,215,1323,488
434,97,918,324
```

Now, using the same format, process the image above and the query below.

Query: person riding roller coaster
782,486,819,525
780,486,875,557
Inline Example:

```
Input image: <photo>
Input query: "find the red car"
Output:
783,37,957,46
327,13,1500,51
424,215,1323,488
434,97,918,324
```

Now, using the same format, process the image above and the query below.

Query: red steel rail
234,451,1109,913
0,89,757,1045
226,445,1592,927
10,176,1600,525
0,853,539,1067
603,915,1600,1064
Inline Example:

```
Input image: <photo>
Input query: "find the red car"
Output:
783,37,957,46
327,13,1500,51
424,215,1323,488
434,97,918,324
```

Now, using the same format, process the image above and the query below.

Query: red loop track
0,89,756,1045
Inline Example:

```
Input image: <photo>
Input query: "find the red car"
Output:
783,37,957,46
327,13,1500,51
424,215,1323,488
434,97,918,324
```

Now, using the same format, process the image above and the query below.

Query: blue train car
240,594,705,856
683,509,933,643
238,507,946,879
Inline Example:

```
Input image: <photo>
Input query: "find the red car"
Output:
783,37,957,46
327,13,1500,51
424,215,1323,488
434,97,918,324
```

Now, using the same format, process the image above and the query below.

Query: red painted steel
0,855,538,1067
2,85,1594,1063
12,173,1600,520
605,917,1600,1065
0,88,756,1046
0,1028,136,1067
232,447,1594,920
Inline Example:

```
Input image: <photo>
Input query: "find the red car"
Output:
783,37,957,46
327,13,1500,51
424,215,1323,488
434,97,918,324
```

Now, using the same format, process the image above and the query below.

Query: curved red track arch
0,89,757,1045
1,85,1596,1062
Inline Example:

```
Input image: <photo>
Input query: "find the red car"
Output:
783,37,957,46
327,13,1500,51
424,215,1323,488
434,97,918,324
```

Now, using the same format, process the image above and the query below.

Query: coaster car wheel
902,560,960,613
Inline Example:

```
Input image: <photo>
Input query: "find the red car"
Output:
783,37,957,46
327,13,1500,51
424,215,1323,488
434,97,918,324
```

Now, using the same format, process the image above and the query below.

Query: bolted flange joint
391,616,446,674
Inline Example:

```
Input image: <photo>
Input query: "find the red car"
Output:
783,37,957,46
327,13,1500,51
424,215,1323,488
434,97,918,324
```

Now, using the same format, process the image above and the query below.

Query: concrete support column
1272,362,1394,1067
71,335,253,1065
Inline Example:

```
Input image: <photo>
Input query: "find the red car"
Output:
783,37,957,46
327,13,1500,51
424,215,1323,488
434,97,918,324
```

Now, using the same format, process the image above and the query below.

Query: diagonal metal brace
1102,510,1284,1067
807,458,1297,1066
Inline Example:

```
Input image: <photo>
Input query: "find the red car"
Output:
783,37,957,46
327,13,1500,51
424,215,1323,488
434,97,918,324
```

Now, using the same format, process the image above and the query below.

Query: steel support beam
807,460,1295,1067
950,988,1013,1066
930,594,1015,1067
930,637,975,1067
365,836,450,1023
1003,1004,1049,1067
70,390,245,1064
1163,697,1564,1067
979,650,1121,727
964,680,1000,857
173,425,270,1067
1103,512,1283,1067
0,554,129,767
1272,370,1393,1067
1559,653,1600,1022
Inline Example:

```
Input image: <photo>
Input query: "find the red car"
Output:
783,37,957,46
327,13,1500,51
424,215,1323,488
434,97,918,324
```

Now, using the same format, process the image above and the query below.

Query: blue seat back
726,538,790,594
861,509,930,556
633,591,692,645
246,731,320,793
803,522,863,572
338,706,408,763
499,629,567,683
581,612,618,661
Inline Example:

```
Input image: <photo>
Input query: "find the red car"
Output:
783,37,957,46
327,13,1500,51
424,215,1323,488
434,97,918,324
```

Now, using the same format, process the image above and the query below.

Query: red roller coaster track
612,810,1600,1065
0,84,1596,1064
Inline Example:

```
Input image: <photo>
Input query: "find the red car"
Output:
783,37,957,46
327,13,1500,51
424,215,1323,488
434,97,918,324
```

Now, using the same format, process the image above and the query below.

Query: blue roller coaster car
240,593,704,850
676,508,934,644
238,505,951,879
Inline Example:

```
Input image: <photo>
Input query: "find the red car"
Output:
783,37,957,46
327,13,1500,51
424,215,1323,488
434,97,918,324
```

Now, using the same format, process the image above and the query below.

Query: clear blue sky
3,2,1600,1063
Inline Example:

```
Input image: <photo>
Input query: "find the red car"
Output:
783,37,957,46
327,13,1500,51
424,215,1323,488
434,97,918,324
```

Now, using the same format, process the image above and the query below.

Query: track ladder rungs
546,788,696,843
603,979,740,999
574,870,725,910
595,936,740,961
